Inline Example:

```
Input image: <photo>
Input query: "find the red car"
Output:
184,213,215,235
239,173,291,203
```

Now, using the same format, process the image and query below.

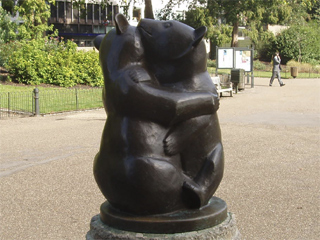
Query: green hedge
253,60,267,70
207,59,216,68
2,38,103,87
273,21,320,65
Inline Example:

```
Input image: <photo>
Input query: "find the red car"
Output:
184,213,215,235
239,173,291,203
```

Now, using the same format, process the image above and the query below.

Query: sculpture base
86,212,241,240
100,197,227,233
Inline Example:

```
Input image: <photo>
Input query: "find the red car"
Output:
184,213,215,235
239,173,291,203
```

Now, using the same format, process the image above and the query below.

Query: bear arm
121,81,215,126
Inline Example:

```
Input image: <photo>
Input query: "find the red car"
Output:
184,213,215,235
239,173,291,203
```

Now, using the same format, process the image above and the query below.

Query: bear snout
138,19,156,36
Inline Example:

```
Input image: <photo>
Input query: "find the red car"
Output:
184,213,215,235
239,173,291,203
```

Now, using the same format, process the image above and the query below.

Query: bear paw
163,134,180,156
129,68,151,83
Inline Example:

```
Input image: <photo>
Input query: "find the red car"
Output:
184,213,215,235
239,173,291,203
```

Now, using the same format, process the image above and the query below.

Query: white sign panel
235,50,251,72
217,49,234,68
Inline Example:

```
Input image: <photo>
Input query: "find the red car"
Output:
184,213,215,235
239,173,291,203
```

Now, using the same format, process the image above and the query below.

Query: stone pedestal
99,197,228,234
86,212,240,240
87,197,241,239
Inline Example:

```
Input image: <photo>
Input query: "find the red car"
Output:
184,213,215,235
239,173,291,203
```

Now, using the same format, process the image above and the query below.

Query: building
1,0,190,47
48,0,189,47
49,0,120,47
265,24,289,36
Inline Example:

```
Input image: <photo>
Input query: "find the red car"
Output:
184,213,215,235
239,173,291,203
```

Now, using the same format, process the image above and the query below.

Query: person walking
269,52,285,87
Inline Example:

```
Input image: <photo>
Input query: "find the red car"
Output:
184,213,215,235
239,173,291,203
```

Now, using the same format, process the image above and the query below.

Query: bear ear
193,26,207,47
115,13,130,35
93,34,105,51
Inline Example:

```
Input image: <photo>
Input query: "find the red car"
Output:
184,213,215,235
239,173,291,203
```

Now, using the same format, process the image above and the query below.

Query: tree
144,0,154,19
0,0,56,40
158,0,317,48
205,0,294,47
0,6,19,43
16,0,55,39
273,20,320,64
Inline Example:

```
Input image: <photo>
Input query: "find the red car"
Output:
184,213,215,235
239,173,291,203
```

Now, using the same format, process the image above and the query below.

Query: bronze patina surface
99,197,227,234
93,13,226,232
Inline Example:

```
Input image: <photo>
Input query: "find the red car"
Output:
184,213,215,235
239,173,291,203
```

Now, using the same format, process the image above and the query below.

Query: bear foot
182,181,206,209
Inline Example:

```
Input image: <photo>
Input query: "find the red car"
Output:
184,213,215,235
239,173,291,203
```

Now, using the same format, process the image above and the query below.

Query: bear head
137,19,207,83
97,14,145,77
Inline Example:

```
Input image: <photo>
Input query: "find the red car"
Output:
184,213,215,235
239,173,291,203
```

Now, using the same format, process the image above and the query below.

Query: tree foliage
14,0,55,40
0,7,18,44
0,0,55,42
0,0,104,87
157,0,319,64
273,21,320,64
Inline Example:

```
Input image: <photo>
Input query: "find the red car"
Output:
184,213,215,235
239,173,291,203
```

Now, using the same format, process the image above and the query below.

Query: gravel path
0,77,319,240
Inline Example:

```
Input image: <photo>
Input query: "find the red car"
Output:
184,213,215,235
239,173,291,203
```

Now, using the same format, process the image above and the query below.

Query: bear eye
163,22,172,28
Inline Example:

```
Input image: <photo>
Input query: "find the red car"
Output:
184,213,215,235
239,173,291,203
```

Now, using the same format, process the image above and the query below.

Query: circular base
100,197,227,234
87,212,241,240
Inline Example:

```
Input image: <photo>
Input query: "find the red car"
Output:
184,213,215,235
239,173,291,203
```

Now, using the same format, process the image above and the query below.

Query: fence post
285,66,287,78
76,88,79,110
8,92,10,117
33,88,40,116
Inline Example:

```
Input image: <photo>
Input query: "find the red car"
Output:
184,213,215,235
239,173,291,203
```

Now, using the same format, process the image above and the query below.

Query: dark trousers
270,70,283,85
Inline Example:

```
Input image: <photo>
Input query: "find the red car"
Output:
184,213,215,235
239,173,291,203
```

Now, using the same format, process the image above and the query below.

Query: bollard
33,88,40,116
251,72,254,88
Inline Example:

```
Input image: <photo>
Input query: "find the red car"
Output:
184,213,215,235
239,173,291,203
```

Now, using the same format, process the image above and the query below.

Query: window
73,6,79,20
50,3,57,19
80,5,86,20
87,4,93,20
94,4,100,22
58,1,64,19
66,2,72,19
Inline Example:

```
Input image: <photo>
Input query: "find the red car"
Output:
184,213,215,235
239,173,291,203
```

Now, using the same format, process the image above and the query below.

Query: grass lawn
207,68,320,79
0,83,103,116
0,85,61,92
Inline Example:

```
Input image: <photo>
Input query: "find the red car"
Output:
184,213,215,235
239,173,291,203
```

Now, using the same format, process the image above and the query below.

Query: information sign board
217,48,234,69
235,50,252,72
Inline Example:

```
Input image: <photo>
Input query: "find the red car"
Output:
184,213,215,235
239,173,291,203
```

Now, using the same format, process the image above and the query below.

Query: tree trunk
144,0,154,19
231,21,239,47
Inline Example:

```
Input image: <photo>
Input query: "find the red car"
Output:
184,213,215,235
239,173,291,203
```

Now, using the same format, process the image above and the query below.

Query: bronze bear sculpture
93,14,224,216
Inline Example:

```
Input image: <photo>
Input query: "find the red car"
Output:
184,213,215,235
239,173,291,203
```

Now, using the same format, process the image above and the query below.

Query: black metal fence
0,91,34,118
0,88,103,119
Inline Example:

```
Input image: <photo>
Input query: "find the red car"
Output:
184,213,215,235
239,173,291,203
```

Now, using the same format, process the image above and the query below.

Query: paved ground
0,78,319,240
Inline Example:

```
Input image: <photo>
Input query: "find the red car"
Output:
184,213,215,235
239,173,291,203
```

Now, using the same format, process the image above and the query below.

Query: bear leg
182,143,224,208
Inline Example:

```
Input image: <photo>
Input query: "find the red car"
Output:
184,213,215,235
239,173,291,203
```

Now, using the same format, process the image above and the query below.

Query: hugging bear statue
93,14,226,233
138,18,224,209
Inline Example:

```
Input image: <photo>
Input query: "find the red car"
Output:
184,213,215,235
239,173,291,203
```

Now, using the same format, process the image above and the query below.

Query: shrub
0,41,20,67
253,60,267,70
273,21,320,64
286,60,318,73
4,37,103,87
207,59,216,68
